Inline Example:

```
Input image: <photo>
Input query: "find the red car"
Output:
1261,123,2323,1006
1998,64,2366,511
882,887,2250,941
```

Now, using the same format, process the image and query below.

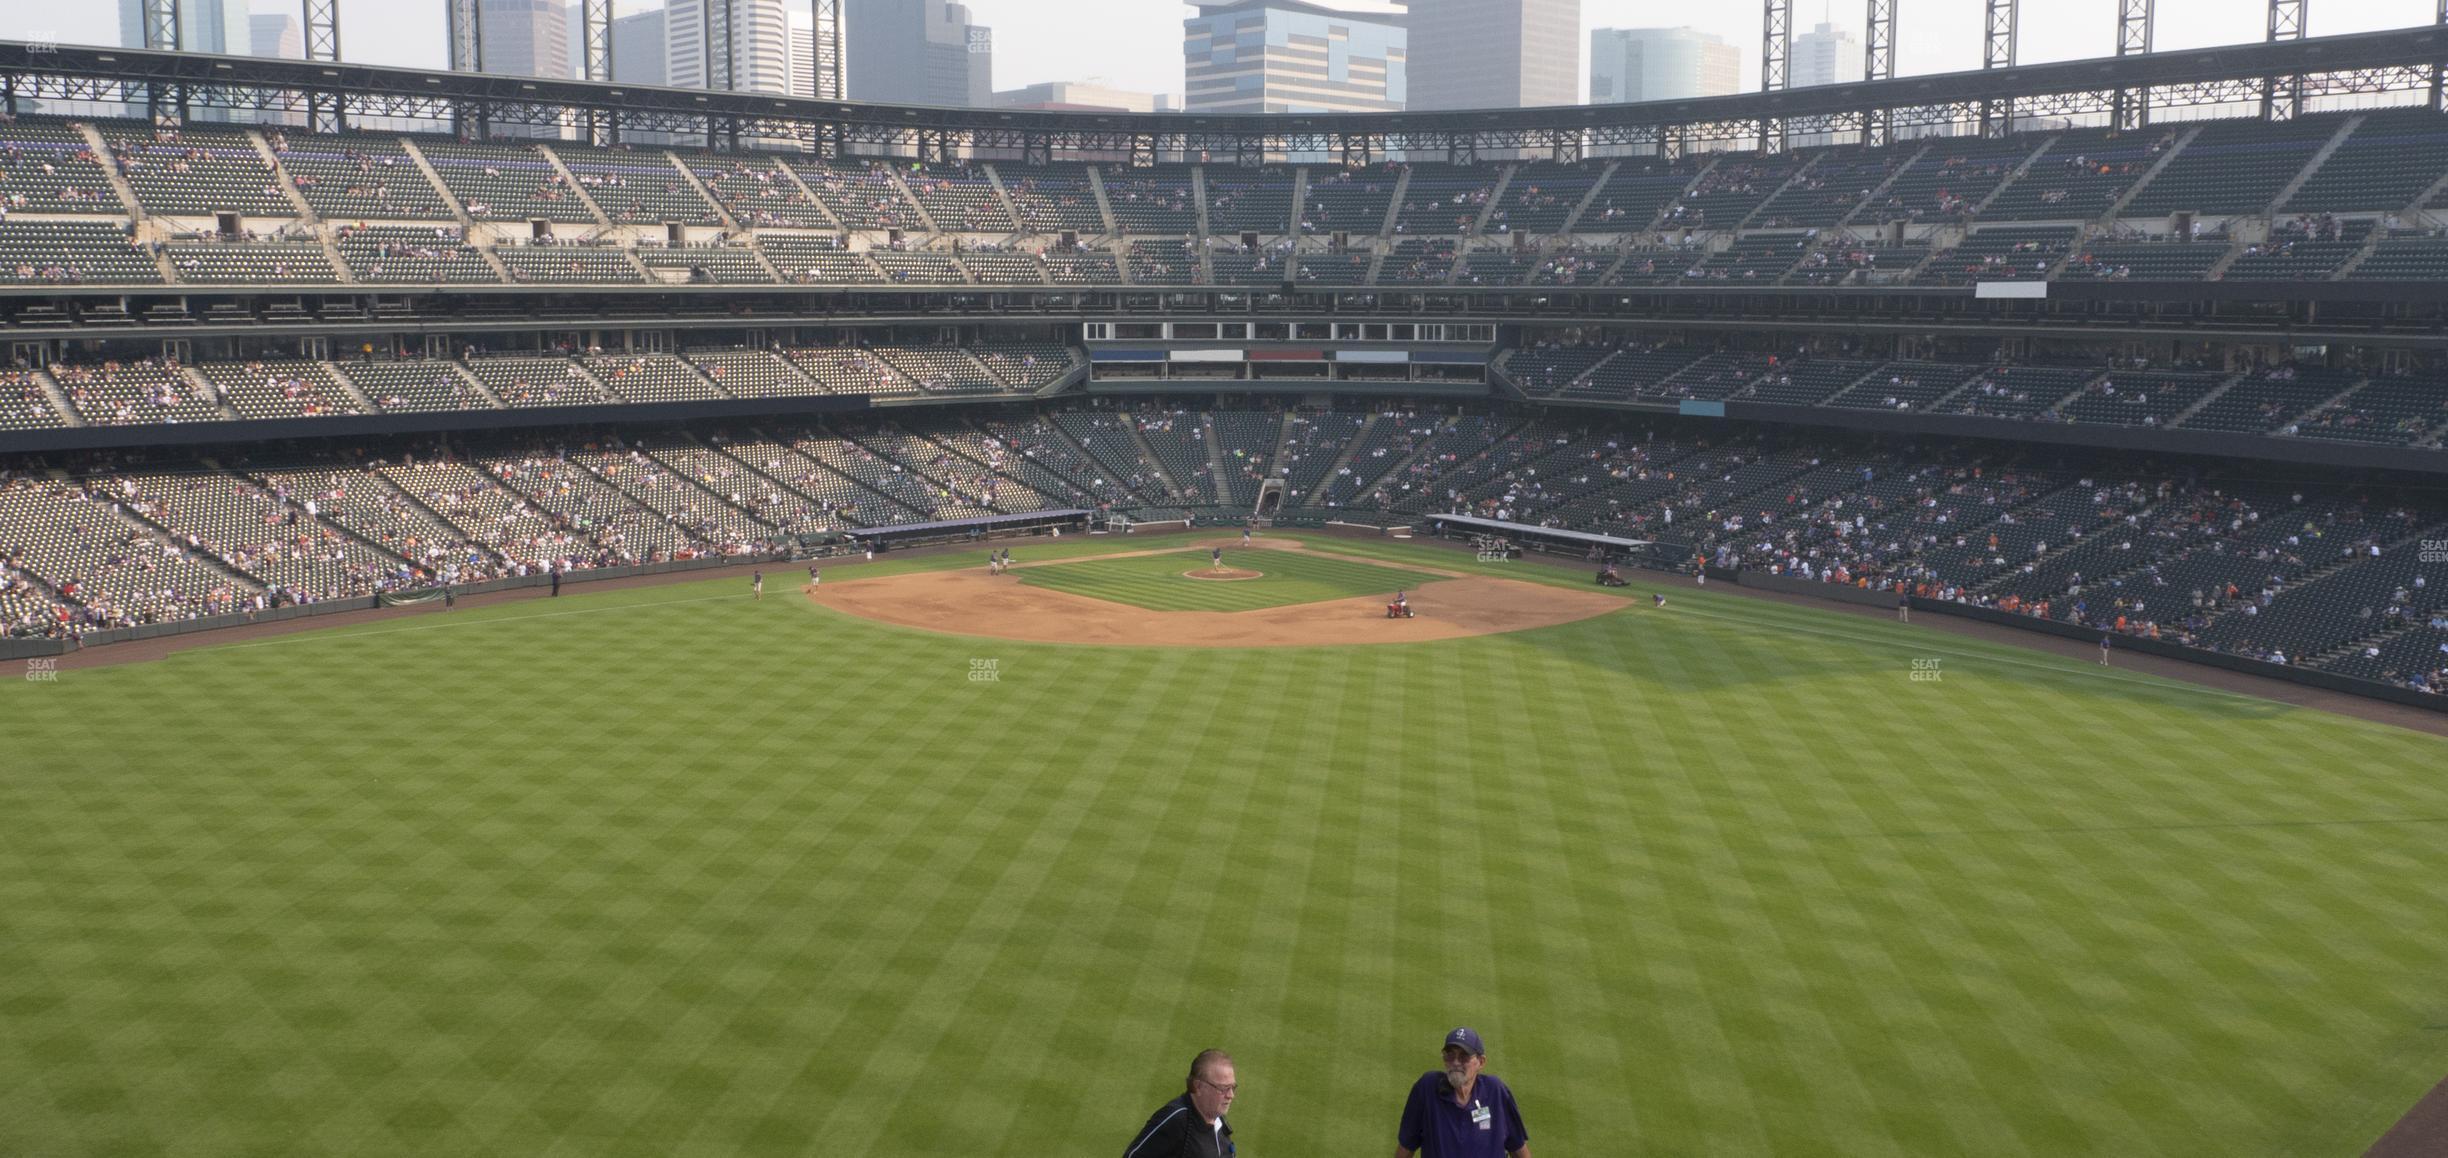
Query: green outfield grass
1015,544,1439,611
3,532,2445,1157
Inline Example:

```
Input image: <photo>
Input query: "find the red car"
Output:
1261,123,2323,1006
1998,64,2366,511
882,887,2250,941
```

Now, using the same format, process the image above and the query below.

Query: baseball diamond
4,531,2445,1156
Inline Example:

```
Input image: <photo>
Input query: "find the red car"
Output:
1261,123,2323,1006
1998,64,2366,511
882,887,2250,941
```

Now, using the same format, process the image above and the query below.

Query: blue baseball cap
1443,1027,1485,1057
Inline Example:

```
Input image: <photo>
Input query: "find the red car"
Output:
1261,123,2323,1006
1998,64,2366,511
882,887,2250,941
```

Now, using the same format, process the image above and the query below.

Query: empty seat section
1381,239,1457,284
1490,162,1603,234
779,347,924,397
2056,370,2229,427
683,349,815,399
200,361,363,419
787,159,925,231
334,224,497,283
1578,158,1701,232
1662,155,1805,229
416,140,597,222
551,144,721,225
461,356,611,407
996,165,1105,233
1983,127,2174,220
164,240,340,284
1753,147,1909,228
634,243,771,283
1102,165,1198,234
492,244,644,284
869,249,970,284
688,155,832,228
2179,366,2354,433
1394,163,1498,234
0,220,160,283
105,125,297,217
2058,236,2226,280
1862,135,2036,223
1301,164,1401,235
1127,240,1198,283
0,118,121,213
2284,109,2448,213
335,361,490,412
270,131,453,220
1293,250,1371,285
1913,225,2073,285
2289,377,2447,445
1043,247,1123,284
902,164,1015,232
758,234,884,283
959,249,1049,284
2125,115,2343,216
2224,217,2370,280
584,353,725,403
1203,167,1294,234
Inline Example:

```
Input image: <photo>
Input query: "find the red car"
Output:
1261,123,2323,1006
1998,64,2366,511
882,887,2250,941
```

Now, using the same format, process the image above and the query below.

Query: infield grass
1015,545,1440,611
3,531,2444,1157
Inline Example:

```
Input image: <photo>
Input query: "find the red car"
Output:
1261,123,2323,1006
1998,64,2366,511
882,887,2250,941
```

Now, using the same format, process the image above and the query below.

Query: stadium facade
3,28,2448,702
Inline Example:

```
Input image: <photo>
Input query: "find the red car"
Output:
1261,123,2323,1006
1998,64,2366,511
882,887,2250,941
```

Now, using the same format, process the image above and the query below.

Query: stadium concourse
4,399,2447,698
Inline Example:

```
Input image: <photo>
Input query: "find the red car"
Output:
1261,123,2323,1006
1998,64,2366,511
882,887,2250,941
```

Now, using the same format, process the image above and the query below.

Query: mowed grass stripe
1016,547,1438,611
2,534,2445,1156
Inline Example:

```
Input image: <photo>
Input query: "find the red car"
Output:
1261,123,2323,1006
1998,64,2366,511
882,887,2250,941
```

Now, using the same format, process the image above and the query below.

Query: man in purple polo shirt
1395,1027,1531,1158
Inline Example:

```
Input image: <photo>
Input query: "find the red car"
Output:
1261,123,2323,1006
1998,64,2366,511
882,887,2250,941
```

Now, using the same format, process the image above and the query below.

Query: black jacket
1124,1093,1233,1158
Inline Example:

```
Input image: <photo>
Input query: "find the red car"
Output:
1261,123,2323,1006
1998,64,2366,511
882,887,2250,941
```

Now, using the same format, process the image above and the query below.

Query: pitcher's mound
1185,567,1263,581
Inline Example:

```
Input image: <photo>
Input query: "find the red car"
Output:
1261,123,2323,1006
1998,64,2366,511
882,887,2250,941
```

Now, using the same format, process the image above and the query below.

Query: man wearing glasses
1395,1028,1531,1158
1123,1048,1237,1157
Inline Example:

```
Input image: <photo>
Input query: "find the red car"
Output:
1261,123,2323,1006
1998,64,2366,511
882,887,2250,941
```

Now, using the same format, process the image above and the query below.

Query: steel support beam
1864,0,1896,146
141,0,179,51
1981,0,2017,137
2115,0,2154,128
704,0,736,92
814,0,843,101
446,0,482,73
1761,0,1790,153
141,0,180,120
304,0,343,132
580,0,613,145
2435,0,2447,111
2266,0,2307,120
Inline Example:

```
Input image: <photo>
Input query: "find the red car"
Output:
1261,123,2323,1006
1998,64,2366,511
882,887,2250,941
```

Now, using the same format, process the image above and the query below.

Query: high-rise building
1184,0,1406,115
993,82,1178,114
248,12,301,60
1589,26,1739,104
1404,0,1577,111
118,0,251,54
472,0,572,81
610,8,666,86
667,0,795,96
788,15,816,100
845,0,993,108
1789,21,1863,89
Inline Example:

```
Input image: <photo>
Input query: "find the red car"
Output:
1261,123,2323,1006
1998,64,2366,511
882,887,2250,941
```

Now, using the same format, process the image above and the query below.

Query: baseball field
3,530,2443,1156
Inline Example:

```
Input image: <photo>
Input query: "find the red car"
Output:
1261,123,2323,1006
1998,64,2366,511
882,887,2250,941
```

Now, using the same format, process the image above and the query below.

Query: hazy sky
1,0,2436,104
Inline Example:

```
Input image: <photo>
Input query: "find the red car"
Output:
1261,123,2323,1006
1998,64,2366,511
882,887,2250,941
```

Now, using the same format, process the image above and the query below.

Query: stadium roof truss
4,27,2446,159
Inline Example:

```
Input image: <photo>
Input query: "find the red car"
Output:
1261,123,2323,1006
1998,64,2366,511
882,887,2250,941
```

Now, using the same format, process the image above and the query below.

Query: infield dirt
808,539,1626,647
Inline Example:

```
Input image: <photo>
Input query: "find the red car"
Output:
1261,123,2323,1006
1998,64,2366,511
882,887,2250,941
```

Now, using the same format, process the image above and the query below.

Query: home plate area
807,539,1625,647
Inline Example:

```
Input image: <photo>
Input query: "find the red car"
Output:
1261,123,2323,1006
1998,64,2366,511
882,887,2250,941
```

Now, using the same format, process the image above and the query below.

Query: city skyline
5,0,2441,110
